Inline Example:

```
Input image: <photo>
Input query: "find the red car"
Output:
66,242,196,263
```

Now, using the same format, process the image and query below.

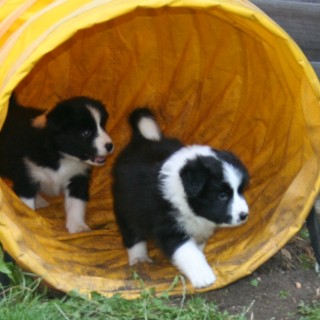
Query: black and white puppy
0,95,113,233
112,108,249,288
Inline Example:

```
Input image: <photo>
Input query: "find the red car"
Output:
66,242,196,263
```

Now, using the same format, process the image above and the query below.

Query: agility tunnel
0,0,320,298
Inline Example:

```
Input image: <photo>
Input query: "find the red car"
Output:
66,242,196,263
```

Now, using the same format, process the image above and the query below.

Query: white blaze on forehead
222,162,243,190
222,162,249,223
87,105,112,156
137,117,161,141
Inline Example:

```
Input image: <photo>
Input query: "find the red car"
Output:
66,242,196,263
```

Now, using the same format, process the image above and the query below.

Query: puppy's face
46,97,113,166
180,152,249,227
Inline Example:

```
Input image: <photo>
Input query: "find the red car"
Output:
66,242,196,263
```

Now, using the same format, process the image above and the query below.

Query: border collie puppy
112,108,249,288
0,95,113,233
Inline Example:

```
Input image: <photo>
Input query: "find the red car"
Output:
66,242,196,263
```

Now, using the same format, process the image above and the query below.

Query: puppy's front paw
189,266,216,289
67,222,91,234
130,256,153,266
172,240,217,289
35,195,49,209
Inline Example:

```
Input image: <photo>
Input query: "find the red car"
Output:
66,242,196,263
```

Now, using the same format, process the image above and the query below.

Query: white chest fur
176,212,217,244
24,157,89,196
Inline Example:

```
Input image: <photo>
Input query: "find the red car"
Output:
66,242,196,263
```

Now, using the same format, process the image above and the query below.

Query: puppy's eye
218,192,229,201
81,129,92,138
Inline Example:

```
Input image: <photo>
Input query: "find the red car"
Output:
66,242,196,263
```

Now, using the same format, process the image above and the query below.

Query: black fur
112,125,183,253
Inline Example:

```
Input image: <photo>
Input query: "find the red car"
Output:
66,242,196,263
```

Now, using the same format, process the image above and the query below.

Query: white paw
188,265,216,288
35,195,49,209
65,196,89,233
67,222,91,234
172,239,217,289
20,197,36,210
128,242,152,266
130,256,153,266
197,242,206,252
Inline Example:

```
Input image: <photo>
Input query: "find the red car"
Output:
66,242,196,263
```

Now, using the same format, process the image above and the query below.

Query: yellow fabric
0,0,320,298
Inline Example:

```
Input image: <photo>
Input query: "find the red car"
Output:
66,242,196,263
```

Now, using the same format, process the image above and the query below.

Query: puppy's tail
129,108,162,141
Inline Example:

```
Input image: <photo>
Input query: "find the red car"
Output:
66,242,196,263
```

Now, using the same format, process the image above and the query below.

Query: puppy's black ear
180,156,222,197
180,157,217,197
46,106,72,132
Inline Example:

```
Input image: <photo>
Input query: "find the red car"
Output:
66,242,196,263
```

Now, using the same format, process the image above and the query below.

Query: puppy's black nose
105,142,114,153
239,212,248,221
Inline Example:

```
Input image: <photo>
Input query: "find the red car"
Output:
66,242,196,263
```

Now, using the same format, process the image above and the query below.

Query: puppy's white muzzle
228,195,249,226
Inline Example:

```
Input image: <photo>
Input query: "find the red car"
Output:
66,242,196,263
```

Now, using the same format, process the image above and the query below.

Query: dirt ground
200,208,320,320
203,238,320,319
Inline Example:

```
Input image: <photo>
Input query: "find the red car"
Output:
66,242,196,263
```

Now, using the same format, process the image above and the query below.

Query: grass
1,248,320,320
298,301,320,320
278,290,290,300
299,228,310,241
0,278,246,320
249,278,260,288
0,248,245,320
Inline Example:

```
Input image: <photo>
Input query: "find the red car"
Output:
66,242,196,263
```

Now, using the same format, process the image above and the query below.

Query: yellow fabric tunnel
0,0,320,298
